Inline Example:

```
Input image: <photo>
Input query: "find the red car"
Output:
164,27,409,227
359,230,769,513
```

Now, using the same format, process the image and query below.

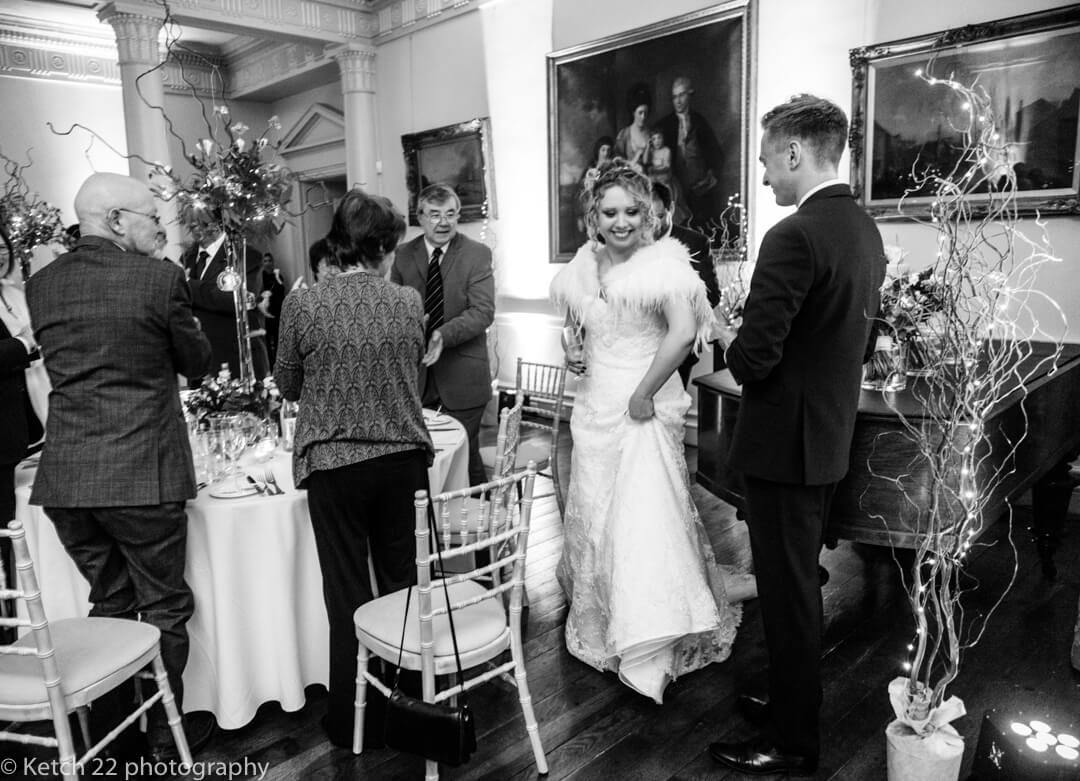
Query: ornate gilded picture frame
547,1,755,262
402,117,496,226
850,6,1080,219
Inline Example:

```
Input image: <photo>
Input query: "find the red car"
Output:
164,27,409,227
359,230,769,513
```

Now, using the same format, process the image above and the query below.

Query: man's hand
627,392,655,421
423,329,444,366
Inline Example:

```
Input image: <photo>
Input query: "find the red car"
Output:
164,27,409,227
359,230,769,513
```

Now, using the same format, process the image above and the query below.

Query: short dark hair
326,189,406,270
650,181,673,210
761,94,848,167
308,237,332,278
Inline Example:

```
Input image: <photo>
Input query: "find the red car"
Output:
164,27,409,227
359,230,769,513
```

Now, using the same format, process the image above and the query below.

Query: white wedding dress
550,237,741,704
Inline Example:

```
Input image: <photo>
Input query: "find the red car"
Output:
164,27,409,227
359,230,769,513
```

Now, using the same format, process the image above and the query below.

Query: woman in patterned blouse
276,190,433,748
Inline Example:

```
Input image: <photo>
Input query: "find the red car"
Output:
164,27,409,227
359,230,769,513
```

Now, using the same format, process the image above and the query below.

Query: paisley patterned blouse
276,270,433,488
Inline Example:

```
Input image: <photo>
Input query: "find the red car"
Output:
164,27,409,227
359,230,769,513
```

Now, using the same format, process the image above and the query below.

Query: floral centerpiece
1,150,65,281
154,107,295,384
183,366,281,428
878,253,951,376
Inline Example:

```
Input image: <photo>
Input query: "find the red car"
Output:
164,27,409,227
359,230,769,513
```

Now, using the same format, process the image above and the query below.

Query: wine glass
221,420,248,490
561,323,587,376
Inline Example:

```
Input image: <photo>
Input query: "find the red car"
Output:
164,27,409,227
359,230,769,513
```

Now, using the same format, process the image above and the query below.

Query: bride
550,159,741,703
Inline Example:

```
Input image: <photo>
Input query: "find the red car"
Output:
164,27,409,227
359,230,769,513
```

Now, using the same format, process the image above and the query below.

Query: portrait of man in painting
548,7,750,261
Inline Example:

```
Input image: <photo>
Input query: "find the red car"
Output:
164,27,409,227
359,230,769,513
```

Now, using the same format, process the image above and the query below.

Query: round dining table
13,410,468,729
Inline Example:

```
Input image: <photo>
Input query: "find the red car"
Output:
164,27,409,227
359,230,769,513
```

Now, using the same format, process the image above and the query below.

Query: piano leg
1029,454,1079,580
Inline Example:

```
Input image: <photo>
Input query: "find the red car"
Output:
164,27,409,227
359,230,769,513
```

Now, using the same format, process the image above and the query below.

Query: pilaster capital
329,44,377,93
97,2,164,66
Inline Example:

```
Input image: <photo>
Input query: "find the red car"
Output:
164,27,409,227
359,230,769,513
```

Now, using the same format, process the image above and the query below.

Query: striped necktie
424,247,444,342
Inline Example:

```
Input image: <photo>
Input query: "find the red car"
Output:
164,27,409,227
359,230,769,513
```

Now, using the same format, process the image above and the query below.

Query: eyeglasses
114,207,162,226
423,209,459,223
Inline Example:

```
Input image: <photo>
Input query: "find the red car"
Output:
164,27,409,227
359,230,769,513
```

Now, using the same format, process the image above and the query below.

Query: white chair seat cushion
354,580,506,657
479,444,497,469
0,617,159,706
516,441,549,468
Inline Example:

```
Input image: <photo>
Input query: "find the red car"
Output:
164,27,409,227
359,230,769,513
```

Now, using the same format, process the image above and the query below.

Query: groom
709,95,885,775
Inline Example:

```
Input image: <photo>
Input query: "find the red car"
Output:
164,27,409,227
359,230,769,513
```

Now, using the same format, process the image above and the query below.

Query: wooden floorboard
5,426,1079,780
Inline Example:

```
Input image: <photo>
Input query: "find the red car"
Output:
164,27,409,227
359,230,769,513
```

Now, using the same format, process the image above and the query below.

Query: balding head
74,173,163,255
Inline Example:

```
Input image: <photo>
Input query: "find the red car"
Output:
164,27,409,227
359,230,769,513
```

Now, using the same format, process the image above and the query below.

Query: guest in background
651,182,720,387
276,189,432,748
614,84,653,167
0,224,48,640
180,213,269,381
26,172,215,760
708,95,885,776
259,251,285,367
391,183,494,486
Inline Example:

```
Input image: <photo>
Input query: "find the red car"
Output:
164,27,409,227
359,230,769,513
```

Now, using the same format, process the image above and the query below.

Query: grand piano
694,342,1080,574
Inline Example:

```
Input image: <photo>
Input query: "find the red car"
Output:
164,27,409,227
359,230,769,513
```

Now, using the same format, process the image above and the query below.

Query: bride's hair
580,157,657,246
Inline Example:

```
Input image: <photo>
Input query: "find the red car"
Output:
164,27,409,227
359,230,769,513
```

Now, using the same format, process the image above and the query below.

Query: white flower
884,244,907,265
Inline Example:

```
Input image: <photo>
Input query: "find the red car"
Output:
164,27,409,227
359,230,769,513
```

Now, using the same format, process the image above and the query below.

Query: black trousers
45,502,194,748
305,450,427,732
743,474,836,758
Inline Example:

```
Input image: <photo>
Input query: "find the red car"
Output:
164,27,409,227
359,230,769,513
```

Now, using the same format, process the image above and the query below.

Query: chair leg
509,600,548,773
76,706,93,753
151,652,192,764
52,709,79,781
352,646,369,754
425,759,439,781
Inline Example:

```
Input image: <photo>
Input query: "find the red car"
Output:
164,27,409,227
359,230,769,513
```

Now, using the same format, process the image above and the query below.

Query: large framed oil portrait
850,5,1080,220
402,117,497,226
547,1,755,262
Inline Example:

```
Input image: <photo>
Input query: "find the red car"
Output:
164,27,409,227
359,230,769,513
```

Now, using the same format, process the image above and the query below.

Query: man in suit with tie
26,172,215,760
708,95,885,775
391,183,495,486
181,214,269,382
650,181,721,387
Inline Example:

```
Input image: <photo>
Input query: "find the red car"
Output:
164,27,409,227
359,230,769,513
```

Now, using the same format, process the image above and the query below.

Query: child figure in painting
648,128,688,225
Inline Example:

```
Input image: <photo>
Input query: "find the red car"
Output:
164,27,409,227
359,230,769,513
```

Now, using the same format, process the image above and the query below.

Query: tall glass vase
216,234,256,385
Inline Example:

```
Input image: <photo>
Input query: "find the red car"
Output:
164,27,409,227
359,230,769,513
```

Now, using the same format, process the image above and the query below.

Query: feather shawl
549,236,716,353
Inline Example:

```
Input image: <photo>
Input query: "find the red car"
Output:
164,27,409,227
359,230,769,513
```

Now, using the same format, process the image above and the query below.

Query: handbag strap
389,496,469,700
427,500,469,698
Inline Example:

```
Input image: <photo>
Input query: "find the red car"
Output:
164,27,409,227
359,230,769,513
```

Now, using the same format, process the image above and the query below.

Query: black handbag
383,503,477,766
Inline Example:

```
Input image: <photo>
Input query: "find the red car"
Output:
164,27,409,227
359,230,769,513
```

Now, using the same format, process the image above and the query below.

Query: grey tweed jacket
26,236,213,507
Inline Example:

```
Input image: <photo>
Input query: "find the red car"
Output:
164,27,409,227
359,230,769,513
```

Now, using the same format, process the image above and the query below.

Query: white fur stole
549,237,716,353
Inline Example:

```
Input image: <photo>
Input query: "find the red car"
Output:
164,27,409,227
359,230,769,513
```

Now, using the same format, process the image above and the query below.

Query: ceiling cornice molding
163,0,378,44
375,0,477,42
227,39,330,97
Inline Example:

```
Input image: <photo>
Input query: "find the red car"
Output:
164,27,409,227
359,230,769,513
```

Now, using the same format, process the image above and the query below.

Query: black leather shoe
737,693,770,726
709,736,818,776
150,711,216,761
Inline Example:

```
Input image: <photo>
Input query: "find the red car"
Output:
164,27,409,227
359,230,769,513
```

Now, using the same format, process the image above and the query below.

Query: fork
263,469,284,496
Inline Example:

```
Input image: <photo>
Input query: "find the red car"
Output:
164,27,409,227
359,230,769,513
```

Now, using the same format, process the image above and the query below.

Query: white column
331,44,378,191
98,2,181,254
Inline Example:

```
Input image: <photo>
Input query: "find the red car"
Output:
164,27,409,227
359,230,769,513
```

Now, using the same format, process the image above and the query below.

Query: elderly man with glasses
391,183,495,486
26,172,216,762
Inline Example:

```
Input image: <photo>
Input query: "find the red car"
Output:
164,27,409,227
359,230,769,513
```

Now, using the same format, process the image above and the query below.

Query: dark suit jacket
655,110,723,190
391,233,494,409
182,240,268,380
725,184,885,485
0,319,41,466
26,236,213,507
672,224,720,375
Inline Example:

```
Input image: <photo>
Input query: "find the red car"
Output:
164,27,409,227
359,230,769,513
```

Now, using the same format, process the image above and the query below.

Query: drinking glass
561,324,586,376
280,400,299,452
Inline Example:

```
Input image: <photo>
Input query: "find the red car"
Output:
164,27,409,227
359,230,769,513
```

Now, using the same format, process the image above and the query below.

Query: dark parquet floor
5,426,1080,780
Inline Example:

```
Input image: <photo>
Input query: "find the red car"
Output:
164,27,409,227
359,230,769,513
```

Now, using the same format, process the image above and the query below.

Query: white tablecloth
13,415,467,729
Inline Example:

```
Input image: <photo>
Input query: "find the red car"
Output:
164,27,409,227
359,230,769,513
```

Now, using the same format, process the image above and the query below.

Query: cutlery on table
263,469,284,495
245,474,266,494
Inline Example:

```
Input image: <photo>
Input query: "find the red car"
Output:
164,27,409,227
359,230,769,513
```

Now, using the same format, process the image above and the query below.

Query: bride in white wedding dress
550,159,742,704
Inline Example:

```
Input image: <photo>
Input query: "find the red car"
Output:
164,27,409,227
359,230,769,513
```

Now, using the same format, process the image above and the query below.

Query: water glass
280,400,299,452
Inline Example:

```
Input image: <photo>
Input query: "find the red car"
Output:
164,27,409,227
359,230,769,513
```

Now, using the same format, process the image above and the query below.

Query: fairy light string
865,69,1067,723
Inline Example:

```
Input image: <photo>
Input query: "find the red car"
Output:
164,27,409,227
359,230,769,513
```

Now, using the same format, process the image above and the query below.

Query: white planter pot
886,718,963,781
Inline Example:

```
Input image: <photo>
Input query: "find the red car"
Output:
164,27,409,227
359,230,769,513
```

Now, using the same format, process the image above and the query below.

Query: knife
245,474,266,494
